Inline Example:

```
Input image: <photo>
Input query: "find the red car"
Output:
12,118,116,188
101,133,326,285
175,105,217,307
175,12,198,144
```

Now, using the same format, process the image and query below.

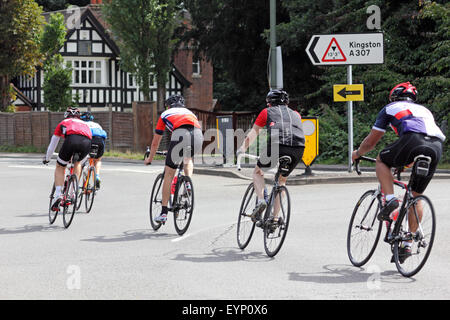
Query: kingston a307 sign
306,33,384,65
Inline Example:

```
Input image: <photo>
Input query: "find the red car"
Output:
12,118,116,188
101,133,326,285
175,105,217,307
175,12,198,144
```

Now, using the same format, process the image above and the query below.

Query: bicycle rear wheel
347,190,382,267
62,175,78,228
85,166,96,213
393,195,436,277
173,176,194,236
263,186,290,257
149,173,164,231
236,183,257,250
76,167,87,211
48,184,58,224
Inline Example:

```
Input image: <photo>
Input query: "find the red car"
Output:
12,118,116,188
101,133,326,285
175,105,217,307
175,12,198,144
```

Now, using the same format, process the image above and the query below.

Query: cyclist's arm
238,124,263,153
145,133,163,164
352,129,384,161
45,135,61,162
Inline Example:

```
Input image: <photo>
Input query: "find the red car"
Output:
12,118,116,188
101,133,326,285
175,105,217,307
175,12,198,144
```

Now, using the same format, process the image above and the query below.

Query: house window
192,59,201,76
72,60,103,85
78,41,92,55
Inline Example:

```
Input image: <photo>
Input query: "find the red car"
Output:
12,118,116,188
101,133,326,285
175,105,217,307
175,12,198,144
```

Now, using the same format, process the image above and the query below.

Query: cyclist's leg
272,145,304,218
252,165,265,201
408,138,442,233
183,157,193,177
162,166,177,207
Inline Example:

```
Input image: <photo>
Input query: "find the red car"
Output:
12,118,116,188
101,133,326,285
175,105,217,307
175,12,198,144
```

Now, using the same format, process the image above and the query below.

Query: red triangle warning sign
322,37,347,62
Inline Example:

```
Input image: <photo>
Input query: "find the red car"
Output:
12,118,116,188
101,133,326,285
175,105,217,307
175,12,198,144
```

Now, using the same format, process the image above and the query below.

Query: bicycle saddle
89,144,100,158
414,155,432,177
278,156,292,173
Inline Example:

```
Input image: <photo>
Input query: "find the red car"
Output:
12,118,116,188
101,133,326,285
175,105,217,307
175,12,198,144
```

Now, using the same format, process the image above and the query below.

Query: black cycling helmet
266,90,289,106
389,82,418,102
64,107,81,119
165,94,185,109
80,111,94,122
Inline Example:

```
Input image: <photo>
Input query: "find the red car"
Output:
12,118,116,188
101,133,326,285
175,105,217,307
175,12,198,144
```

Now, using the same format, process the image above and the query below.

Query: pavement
1,152,449,185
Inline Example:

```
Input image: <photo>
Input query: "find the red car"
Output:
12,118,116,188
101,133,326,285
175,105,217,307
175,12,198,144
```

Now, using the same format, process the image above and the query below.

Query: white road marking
8,165,161,174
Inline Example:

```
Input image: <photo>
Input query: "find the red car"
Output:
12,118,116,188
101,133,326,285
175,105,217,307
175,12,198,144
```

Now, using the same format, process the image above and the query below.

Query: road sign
301,117,319,167
306,33,384,65
333,84,364,102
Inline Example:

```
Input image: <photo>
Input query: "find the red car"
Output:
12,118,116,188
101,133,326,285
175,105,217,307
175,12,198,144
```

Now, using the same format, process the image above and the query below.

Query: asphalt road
1,157,449,300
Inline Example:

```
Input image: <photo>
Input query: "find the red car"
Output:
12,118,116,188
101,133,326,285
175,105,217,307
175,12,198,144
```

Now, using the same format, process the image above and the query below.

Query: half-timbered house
13,2,214,112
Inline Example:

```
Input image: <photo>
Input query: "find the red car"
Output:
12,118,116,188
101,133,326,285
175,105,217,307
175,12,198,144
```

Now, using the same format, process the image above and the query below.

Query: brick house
13,1,214,112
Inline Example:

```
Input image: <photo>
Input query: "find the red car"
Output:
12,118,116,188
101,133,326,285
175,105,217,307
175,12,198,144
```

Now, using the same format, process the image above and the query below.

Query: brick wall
173,49,214,112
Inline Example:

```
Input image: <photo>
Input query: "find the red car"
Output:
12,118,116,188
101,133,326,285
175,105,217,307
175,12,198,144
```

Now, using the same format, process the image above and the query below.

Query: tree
0,0,45,111
41,12,73,111
103,0,181,111
182,0,289,111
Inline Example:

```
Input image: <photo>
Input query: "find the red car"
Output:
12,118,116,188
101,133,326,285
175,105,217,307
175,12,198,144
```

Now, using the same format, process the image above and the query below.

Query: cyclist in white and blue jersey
351,82,445,262
81,112,108,189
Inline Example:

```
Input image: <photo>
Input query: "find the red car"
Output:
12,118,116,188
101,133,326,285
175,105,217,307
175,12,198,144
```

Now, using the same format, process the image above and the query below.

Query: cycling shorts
257,144,305,177
166,125,204,169
90,136,105,159
57,134,92,167
379,132,443,193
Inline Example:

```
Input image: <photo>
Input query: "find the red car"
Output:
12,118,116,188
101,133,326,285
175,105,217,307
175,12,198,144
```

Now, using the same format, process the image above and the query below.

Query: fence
0,107,258,153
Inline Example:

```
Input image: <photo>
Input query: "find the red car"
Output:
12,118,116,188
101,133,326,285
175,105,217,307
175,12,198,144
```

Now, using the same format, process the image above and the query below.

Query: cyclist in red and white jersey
43,107,92,210
352,82,445,261
144,94,203,222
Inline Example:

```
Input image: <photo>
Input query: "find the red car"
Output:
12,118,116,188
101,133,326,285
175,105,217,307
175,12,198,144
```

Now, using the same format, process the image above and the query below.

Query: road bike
145,148,194,236
347,155,436,277
76,144,98,213
236,153,291,257
48,154,80,228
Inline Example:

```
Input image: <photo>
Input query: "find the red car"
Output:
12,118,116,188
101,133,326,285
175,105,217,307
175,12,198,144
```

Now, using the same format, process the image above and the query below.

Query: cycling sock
385,194,396,202
161,206,168,214
402,241,412,248
54,186,62,197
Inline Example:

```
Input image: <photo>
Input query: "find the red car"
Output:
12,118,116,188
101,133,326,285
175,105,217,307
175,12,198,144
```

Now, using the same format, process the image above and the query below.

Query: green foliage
103,0,181,103
41,13,67,61
43,56,73,111
41,12,73,112
0,0,45,111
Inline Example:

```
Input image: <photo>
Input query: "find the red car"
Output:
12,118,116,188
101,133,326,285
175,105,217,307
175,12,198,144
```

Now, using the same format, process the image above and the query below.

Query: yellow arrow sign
333,84,364,102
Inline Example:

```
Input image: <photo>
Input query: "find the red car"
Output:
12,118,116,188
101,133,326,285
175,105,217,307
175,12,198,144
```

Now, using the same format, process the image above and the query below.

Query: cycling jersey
155,108,201,135
254,105,305,147
86,121,107,139
373,101,446,141
54,118,92,139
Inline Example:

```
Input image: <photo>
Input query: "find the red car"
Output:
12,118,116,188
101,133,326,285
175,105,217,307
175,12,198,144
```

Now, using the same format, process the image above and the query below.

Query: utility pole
269,0,277,89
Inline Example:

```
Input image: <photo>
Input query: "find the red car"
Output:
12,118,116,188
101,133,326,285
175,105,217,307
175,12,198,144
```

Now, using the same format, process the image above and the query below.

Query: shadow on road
172,247,271,263
0,223,64,235
81,229,178,243
288,264,416,284
16,212,48,218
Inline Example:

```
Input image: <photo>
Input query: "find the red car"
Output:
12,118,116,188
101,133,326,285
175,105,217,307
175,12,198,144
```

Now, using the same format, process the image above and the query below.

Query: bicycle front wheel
347,190,382,267
263,186,291,257
62,175,78,228
48,184,58,224
393,195,436,277
149,173,164,231
85,166,96,213
173,176,194,236
236,183,257,250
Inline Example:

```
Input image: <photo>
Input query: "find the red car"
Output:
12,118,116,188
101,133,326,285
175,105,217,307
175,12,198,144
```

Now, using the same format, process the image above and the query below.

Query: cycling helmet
389,82,418,102
266,90,289,106
64,107,81,119
165,94,185,109
80,111,94,122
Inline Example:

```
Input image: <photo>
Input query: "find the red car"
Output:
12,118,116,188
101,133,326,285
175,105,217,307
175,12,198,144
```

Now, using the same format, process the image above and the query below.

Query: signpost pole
347,65,353,172
270,0,277,89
